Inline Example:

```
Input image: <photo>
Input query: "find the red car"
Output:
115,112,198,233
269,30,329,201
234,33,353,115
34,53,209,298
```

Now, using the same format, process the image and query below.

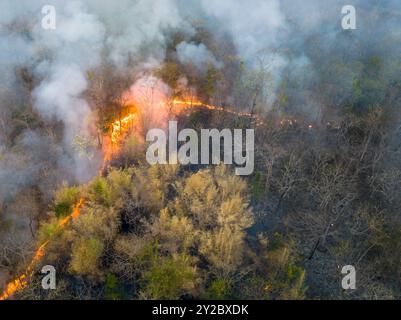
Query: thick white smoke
197,0,289,109
0,0,188,201
86,0,190,67
199,0,285,60
1,0,400,204
176,42,221,71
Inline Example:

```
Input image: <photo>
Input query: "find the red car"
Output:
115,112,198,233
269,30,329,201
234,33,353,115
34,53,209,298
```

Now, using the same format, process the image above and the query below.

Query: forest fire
0,241,48,300
0,199,85,300
0,0,398,302
101,112,137,173
111,113,137,144
172,99,310,128
100,94,320,174
173,99,258,118
100,99,231,171
0,95,319,300
59,198,85,227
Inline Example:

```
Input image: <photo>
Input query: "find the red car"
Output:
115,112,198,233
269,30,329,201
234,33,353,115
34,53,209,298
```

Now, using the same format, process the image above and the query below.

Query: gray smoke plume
0,0,400,205
0,0,187,204
176,41,221,70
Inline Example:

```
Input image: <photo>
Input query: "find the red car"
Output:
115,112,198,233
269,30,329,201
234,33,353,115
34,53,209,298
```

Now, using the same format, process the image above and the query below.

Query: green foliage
88,176,111,206
104,274,123,300
130,164,179,212
166,165,253,273
38,219,64,243
151,208,195,253
282,264,306,300
120,133,144,166
40,164,307,299
142,254,197,299
251,171,264,200
54,184,80,218
204,278,232,300
348,56,387,113
254,233,306,300
73,206,119,241
107,169,132,203
54,202,71,219
70,237,104,277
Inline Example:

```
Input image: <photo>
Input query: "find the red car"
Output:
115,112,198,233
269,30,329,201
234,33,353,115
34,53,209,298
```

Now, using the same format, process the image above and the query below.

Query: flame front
101,97,306,173
59,198,85,227
0,199,84,300
100,113,137,173
172,99,317,128
173,99,255,117
1,93,319,300
111,113,137,144
172,99,266,126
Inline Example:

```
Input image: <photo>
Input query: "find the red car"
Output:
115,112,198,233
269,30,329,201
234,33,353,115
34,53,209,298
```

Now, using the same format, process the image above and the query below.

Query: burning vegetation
0,199,84,300
1,1,401,301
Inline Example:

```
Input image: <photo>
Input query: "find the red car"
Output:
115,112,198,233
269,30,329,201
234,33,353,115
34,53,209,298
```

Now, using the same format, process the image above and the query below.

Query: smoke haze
0,0,400,203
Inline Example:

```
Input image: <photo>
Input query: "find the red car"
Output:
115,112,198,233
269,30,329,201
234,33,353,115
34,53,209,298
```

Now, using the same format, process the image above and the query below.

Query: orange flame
172,99,265,126
59,198,85,227
100,112,138,173
101,98,263,173
0,199,84,300
111,113,137,144
173,99,254,117
173,99,316,129
100,97,317,173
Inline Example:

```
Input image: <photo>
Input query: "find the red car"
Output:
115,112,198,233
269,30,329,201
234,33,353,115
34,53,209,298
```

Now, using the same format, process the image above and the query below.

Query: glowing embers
0,199,84,300
0,242,48,300
172,99,266,127
173,99,258,118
